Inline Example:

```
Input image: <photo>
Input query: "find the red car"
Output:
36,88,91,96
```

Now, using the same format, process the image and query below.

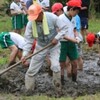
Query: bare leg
81,29,86,43
46,55,52,76
81,29,88,43
65,59,72,77
77,56,83,70
71,60,78,82
8,45,18,67
14,29,22,34
17,49,22,60
60,62,66,85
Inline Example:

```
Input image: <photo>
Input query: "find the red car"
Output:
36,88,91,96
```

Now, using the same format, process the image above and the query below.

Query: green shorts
59,41,79,62
0,32,15,49
12,14,23,29
23,14,28,26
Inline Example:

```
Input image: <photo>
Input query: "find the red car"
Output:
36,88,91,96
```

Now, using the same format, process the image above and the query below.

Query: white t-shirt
37,0,50,7
10,2,23,12
63,6,68,13
58,14,76,40
9,32,26,49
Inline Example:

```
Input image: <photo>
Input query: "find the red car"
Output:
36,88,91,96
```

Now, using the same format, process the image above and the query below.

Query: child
10,0,27,34
51,3,64,16
20,0,28,27
86,32,100,47
75,15,83,71
52,3,80,84
58,0,81,85
63,3,84,71
0,32,28,67
78,0,90,43
51,2,82,85
86,32,100,65
33,0,50,11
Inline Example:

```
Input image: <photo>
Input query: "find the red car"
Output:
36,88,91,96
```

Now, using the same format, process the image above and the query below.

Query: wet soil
0,51,100,97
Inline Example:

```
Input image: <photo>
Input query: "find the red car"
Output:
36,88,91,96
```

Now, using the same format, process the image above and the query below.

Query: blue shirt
26,0,32,9
75,15,81,32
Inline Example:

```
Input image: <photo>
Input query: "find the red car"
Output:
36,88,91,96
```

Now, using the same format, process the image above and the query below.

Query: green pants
59,41,79,62
12,14,23,29
0,32,14,48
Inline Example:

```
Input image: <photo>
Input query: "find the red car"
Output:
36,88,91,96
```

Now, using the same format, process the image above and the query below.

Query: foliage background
3,0,100,18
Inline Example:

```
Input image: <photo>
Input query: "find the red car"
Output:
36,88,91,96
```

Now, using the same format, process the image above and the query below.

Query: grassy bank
89,19,100,33
0,93,100,100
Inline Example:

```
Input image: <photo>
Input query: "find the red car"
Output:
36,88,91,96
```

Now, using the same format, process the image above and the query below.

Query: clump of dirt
0,52,100,97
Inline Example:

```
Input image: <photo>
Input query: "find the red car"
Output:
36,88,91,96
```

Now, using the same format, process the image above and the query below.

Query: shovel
0,43,52,76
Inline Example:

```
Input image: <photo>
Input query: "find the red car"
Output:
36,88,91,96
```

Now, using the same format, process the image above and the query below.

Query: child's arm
10,9,23,16
22,6,28,14
21,2,28,14
74,28,79,37
64,36,80,43
10,3,24,16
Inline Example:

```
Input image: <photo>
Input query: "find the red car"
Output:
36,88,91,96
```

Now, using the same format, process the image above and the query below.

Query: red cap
86,33,95,47
66,0,81,8
51,3,63,13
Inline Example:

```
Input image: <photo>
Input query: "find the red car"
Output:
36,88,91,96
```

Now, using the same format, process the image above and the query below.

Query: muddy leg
53,71,62,97
71,60,78,82
24,74,35,95
97,44,100,66
60,62,66,85
77,57,83,70
46,56,53,76
66,59,72,77
8,45,18,67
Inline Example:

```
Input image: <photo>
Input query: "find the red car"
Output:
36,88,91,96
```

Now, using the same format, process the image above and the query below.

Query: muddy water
34,52,100,97
0,52,100,97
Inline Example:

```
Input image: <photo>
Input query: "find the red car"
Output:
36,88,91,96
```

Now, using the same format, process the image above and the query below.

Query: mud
0,51,100,97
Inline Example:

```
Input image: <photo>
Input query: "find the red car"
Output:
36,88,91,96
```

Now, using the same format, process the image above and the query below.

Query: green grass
0,0,4,5
0,94,71,100
0,93,100,100
0,16,12,32
0,48,9,69
0,0,14,67
89,19,100,33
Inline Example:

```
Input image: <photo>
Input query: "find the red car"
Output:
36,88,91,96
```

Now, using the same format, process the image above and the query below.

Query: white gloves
76,36,82,43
